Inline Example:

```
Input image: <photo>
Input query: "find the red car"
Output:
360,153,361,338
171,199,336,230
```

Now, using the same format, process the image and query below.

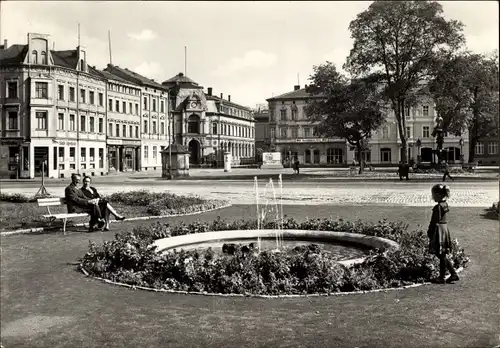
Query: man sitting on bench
65,173,105,232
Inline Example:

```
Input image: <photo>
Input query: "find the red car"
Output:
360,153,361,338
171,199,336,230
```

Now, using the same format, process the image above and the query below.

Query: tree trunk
394,99,408,163
468,88,480,164
468,135,477,163
357,142,364,174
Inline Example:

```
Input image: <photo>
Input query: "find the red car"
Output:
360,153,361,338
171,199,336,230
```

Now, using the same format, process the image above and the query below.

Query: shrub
0,193,36,203
81,217,470,295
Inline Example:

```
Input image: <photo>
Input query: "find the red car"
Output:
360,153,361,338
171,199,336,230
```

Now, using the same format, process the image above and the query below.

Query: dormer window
32,50,38,64
41,51,47,64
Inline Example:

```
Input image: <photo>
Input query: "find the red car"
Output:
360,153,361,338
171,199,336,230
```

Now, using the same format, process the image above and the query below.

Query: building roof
266,88,323,101
51,50,79,69
0,44,28,65
93,68,139,86
104,64,166,90
161,143,189,154
162,72,201,89
205,94,252,111
253,111,269,121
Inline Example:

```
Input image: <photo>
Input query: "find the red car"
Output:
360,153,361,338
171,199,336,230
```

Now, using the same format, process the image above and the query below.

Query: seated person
65,173,105,231
81,176,125,231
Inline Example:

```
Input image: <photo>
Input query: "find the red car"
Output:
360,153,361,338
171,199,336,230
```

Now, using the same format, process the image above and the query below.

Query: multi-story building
104,64,169,171
254,107,270,156
266,84,470,166
161,73,255,166
95,69,142,172
474,137,499,165
0,33,107,179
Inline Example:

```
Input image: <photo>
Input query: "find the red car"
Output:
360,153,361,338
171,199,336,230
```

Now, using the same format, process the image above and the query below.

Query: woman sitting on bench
81,176,125,231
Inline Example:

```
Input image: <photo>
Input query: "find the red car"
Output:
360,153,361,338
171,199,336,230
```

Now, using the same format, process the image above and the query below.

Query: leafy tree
305,62,386,174
345,0,465,163
429,51,499,163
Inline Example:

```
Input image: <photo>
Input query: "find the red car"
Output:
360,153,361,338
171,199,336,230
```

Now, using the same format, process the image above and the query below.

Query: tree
344,0,465,163
429,51,499,163
305,62,386,174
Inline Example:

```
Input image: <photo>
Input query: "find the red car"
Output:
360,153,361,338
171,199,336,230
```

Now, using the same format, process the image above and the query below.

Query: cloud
134,62,164,79
211,50,277,76
127,29,157,41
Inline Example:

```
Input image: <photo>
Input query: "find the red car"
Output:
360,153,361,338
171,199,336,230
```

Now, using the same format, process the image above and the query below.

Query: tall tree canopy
429,51,499,162
344,0,465,163
305,62,386,174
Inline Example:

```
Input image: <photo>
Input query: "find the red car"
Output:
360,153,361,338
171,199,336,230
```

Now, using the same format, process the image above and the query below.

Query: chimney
294,85,300,91
2,39,7,49
228,95,231,102
207,87,212,96
220,93,223,99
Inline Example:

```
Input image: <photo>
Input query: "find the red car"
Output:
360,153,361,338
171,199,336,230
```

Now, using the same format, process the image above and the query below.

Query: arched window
327,148,344,164
187,114,200,134
380,148,392,163
41,51,47,64
32,50,38,64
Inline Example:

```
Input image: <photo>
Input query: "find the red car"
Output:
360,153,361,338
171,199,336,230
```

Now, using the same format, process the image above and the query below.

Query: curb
0,202,232,237
79,265,465,298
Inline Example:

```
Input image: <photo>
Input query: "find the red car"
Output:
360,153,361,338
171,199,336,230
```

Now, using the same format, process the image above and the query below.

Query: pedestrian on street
427,184,459,284
294,159,300,175
442,161,454,181
397,161,409,181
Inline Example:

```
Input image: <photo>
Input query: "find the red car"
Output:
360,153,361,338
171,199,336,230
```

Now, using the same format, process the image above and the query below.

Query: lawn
1,205,498,348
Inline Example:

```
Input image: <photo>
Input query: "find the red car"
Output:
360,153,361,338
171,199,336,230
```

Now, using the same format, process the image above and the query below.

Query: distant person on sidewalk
442,161,454,181
397,161,410,180
64,173,105,232
81,176,125,231
293,159,300,175
427,184,459,284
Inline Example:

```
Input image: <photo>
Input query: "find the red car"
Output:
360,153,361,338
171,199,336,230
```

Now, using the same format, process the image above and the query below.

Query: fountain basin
153,229,400,266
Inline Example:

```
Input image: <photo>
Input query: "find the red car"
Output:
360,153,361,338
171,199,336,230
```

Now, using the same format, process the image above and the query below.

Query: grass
1,205,498,348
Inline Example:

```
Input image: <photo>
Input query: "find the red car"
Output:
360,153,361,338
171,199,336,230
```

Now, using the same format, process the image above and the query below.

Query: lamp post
432,115,445,169
459,138,464,163
416,138,422,164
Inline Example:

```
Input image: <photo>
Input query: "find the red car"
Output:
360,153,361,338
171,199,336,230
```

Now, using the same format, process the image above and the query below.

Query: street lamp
432,115,445,169
416,138,422,164
459,138,464,163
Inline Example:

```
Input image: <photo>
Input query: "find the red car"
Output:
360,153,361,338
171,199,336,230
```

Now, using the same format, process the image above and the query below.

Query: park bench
461,163,477,172
37,197,89,234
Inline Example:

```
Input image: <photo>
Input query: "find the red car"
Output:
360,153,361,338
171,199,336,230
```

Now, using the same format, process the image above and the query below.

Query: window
123,125,126,137
144,120,148,134
304,128,311,138
35,82,48,98
475,142,484,155
327,148,344,164
80,116,86,132
423,105,429,117
98,118,103,133
89,91,95,105
99,148,104,168
313,149,320,164
123,101,127,114
32,50,38,64
354,149,371,163
187,115,200,133
382,126,389,139
89,116,95,133
153,99,157,112
135,126,139,138
69,147,76,162
57,113,64,130
161,122,165,135
129,126,133,138
8,111,18,129
115,100,120,112
108,99,113,111
270,128,275,138
80,89,86,103
380,148,392,163
280,128,287,138
81,147,86,162
135,104,139,115
108,123,113,136
405,108,410,118
116,124,120,137
152,121,157,134
280,109,287,120
161,100,165,113
57,85,64,100
129,102,133,114
212,123,217,135
36,111,47,129
291,128,298,138
8,81,18,98
291,108,297,120
89,148,95,162
422,126,430,138
98,92,104,106
144,146,149,159
59,147,65,162
70,114,75,131
143,97,148,110
69,87,75,102
41,51,47,64
153,146,157,159
406,126,411,138
488,142,498,155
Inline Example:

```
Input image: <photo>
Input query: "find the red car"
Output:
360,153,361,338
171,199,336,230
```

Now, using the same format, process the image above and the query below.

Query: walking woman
427,184,459,284
81,176,125,231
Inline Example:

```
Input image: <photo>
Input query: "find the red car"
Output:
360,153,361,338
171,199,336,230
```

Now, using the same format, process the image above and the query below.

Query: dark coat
64,183,91,213
81,186,101,200
427,201,452,255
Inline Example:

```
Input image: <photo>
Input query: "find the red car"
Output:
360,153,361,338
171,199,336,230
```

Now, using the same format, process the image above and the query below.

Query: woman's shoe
115,216,126,221
446,275,460,283
103,227,110,232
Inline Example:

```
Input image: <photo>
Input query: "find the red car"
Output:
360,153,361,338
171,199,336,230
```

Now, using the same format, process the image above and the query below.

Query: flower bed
80,217,470,295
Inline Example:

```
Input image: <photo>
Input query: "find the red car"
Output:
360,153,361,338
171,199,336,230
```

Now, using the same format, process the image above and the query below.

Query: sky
2,1,498,109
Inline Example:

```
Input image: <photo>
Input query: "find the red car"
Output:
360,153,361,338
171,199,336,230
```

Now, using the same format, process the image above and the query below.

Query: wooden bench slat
38,198,65,206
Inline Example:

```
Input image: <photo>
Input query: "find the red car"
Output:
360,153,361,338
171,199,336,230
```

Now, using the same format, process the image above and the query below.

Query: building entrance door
188,139,200,164
34,146,49,177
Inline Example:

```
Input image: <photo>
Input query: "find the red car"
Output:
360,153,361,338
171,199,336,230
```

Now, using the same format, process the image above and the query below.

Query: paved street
1,178,497,207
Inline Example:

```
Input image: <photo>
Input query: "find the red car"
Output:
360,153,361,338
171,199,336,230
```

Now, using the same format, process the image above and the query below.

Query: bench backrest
37,197,66,206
